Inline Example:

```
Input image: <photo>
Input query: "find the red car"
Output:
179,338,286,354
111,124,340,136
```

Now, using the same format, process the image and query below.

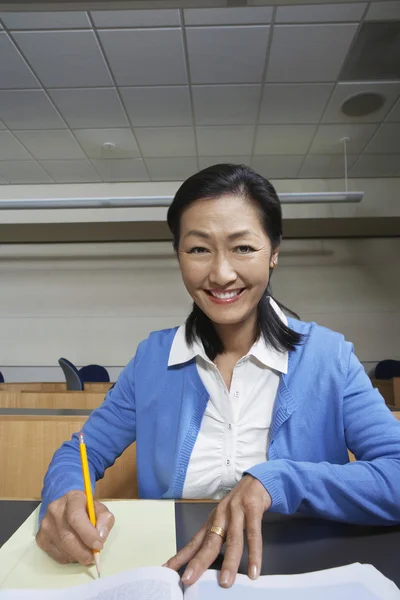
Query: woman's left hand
164,475,272,588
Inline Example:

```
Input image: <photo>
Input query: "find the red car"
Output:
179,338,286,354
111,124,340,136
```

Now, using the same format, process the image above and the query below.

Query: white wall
1,237,400,381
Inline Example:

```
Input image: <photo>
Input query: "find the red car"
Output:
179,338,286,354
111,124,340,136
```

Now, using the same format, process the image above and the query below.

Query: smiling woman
37,164,400,591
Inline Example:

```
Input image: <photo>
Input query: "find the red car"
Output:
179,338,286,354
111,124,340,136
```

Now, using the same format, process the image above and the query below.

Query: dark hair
167,163,304,360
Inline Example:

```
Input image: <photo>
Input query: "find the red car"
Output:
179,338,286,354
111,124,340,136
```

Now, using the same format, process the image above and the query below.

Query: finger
245,510,263,580
95,501,115,543
57,527,96,566
65,493,104,552
165,523,210,572
181,522,228,586
47,541,76,565
219,509,244,588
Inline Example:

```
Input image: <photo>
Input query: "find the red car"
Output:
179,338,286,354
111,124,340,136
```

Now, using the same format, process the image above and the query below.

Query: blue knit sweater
41,318,400,525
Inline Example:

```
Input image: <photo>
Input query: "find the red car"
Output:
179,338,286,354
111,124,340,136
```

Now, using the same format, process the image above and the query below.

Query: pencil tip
94,552,101,578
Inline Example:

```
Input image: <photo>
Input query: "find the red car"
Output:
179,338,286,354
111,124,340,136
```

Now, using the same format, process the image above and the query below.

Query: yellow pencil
79,432,101,578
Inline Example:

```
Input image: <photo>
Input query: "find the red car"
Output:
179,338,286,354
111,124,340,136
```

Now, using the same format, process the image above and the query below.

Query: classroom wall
1,237,400,381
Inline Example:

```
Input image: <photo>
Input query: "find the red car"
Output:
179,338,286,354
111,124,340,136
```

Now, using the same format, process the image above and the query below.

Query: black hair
167,163,304,360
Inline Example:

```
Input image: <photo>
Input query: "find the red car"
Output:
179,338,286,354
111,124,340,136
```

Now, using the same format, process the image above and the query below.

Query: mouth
205,288,246,304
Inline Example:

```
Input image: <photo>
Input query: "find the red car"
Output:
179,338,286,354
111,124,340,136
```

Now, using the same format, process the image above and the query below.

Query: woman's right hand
36,490,115,565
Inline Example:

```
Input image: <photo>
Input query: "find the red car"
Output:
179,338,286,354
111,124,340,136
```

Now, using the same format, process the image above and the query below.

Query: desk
2,501,400,587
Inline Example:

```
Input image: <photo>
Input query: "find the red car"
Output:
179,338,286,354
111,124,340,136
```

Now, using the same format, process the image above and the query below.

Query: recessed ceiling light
341,92,385,117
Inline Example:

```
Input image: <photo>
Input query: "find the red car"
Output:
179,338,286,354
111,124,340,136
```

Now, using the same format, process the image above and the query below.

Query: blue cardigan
41,318,400,525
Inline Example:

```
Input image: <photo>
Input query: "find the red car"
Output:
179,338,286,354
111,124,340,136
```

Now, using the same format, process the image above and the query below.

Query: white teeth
210,289,241,299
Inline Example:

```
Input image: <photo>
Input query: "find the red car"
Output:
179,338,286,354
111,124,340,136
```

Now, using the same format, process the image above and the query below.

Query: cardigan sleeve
39,343,145,522
246,348,400,525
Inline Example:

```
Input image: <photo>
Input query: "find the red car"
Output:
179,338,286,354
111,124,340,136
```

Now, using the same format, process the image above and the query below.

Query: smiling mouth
205,288,245,303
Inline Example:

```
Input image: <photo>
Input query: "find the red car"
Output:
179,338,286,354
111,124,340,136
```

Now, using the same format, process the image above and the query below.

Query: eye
188,246,209,254
234,245,255,254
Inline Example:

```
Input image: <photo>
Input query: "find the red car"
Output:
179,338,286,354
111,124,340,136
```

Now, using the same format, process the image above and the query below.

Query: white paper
185,563,400,600
0,566,182,600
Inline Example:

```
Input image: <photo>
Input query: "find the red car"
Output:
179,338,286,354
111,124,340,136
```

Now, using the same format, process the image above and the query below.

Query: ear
270,247,280,269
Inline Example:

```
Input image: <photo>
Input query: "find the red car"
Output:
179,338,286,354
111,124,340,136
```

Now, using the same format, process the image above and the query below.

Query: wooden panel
0,382,113,393
394,379,400,408
371,379,395,407
0,415,137,500
0,392,106,410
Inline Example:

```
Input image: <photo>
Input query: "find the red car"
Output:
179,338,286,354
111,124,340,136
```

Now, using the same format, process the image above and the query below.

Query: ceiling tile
0,11,90,29
184,7,272,25
364,123,400,154
366,1,400,21
12,30,112,88
349,154,400,177
13,130,86,160
309,123,378,154
0,90,66,130
120,86,192,127
254,124,316,154
98,29,186,85
276,3,366,23
260,84,333,124
0,32,39,89
299,154,357,178
186,26,269,84
196,125,254,155
145,157,197,181
322,82,400,124
0,160,53,184
73,128,140,159
251,155,303,178
386,98,400,122
0,131,32,160
266,24,358,82
91,9,180,27
134,126,196,157
198,156,250,169
193,85,261,125
40,159,101,183
49,88,128,129
90,158,149,181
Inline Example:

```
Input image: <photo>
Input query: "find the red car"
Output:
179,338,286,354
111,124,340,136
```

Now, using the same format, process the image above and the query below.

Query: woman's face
178,194,279,329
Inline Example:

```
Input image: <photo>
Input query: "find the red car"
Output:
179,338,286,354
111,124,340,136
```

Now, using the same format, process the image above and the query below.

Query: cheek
179,258,207,288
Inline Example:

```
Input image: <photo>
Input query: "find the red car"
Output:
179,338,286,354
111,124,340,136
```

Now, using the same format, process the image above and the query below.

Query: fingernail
250,564,258,580
182,568,193,583
98,526,109,541
92,540,103,551
219,570,231,586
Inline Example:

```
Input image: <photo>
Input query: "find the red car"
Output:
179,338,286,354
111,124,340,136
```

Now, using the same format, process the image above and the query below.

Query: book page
185,563,400,600
0,566,183,600
0,500,176,590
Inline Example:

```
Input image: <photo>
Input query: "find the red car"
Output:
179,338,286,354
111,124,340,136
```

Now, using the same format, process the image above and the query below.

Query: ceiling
0,0,399,186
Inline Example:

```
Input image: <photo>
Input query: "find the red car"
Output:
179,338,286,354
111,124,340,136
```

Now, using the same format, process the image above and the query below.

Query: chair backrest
79,364,110,383
375,360,400,380
0,414,137,500
58,358,83,391
0,371,4,383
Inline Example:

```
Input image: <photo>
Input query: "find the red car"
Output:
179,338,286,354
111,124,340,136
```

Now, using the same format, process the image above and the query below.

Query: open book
0,563,399,600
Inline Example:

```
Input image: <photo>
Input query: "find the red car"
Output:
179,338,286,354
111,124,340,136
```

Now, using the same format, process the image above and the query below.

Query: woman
37,164,400,588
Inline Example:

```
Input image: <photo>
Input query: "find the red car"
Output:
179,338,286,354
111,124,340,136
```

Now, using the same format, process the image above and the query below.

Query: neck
213,315,258,358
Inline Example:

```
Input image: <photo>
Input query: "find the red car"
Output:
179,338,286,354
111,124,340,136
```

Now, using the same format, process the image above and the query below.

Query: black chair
0,371,4,383
58,358,110,390
374,360,400,380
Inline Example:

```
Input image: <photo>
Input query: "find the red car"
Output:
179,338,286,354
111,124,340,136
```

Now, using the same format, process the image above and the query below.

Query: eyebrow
184,229,254,241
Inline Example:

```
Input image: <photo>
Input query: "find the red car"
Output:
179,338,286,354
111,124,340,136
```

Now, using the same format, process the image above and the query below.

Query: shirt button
226,459,231,466
234,391,240,397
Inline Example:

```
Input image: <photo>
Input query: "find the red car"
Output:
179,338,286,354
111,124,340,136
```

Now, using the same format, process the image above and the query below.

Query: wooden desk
2,501,400,587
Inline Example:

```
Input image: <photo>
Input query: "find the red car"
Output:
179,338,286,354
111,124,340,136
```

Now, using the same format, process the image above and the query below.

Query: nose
208,252,237,288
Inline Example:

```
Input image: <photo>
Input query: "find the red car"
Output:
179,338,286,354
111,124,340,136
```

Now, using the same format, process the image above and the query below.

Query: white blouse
168,298,288,499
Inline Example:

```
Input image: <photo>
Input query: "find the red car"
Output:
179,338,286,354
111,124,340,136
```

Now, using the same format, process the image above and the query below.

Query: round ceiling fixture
340,92,385,117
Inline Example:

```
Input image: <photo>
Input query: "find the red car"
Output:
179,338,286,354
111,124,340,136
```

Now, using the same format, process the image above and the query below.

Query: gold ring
209,525,226,539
